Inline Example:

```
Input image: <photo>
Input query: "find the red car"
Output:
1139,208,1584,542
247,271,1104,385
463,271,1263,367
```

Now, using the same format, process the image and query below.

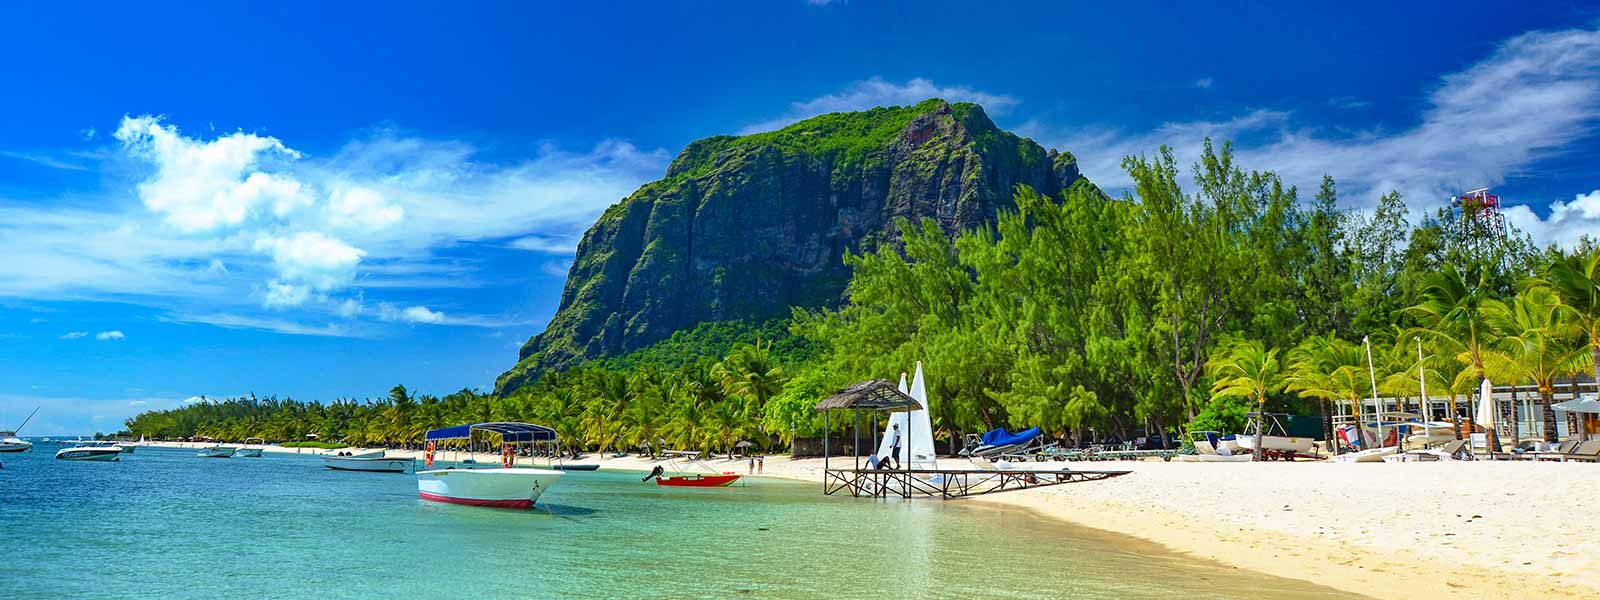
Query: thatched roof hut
814,379,922,413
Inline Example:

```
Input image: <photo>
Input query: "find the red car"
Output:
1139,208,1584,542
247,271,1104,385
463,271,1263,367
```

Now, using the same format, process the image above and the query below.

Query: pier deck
823,467,1130,500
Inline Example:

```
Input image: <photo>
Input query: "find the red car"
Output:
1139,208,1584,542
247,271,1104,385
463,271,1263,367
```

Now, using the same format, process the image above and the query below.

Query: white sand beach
143,440,1599,599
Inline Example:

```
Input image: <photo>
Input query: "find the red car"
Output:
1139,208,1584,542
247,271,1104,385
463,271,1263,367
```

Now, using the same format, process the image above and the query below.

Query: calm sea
1,445,1346,599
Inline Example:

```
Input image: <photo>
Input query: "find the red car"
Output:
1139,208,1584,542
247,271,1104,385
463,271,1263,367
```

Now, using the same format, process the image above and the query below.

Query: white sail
906,362,938,469
876,363,937,469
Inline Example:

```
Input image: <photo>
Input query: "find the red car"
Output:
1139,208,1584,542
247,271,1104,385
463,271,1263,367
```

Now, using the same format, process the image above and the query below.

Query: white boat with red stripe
416,422,562,510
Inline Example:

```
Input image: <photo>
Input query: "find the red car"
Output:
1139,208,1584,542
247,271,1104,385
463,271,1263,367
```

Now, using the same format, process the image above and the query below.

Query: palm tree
1206,339,1286,460
1482,286,1592,443
1408,264,1499,448
1285,335,1359,454
1540,248,1600,398
715,340,788,451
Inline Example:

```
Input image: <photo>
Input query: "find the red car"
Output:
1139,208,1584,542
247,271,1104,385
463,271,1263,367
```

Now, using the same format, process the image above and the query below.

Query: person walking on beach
889,423,902,470
757,455,763,473
748,454,754,474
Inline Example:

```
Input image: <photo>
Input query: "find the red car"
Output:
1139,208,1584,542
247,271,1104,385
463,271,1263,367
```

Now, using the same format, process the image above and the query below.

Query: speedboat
236,437,264,458
1333,446,1400,463
197,446,236,458
323,450,413,473
328,448,384,459
56,445,122,461
416,423,563,509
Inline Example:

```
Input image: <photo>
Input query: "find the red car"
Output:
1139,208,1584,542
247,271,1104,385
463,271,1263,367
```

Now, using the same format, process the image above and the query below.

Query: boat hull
236,448,262,458
1234,435,1314,454
0,441,32,453
324,456,413,472
416,468,562,509
550,463,599,471
197,447,236,458
1332,446,1399,463
55,447,121,461
656,473,741,487
1177,453,1252,463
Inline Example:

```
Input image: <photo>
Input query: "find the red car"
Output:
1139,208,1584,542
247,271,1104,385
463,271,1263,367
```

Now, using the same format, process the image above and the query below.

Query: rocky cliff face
497,99,1089,393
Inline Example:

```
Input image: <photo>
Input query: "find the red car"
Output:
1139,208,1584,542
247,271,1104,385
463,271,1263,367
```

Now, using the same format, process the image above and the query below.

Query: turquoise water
2,446,1345,599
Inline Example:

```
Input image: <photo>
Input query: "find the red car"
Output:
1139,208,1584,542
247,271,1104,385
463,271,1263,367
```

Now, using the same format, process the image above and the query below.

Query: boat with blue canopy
416,422,564,509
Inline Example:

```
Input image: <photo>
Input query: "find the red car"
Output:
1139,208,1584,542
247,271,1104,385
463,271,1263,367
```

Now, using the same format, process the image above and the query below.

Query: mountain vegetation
126,102,1599,453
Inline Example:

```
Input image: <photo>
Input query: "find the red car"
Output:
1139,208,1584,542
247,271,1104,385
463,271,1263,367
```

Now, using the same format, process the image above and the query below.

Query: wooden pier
823,467,1130,500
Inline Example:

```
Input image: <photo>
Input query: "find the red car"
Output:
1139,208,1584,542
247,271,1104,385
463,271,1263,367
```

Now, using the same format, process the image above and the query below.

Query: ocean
1,445,1344,599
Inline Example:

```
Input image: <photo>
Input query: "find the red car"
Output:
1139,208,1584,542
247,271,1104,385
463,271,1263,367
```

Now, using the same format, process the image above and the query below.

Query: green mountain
497,99,1095,394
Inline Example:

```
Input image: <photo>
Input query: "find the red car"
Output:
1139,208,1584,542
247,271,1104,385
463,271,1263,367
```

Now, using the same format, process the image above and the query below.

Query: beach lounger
1527,439,1580,462
1560,440,1600,463
1395,439,1471,462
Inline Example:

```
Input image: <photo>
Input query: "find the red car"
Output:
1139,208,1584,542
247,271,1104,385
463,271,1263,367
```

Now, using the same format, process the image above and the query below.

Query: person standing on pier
889,423,902,470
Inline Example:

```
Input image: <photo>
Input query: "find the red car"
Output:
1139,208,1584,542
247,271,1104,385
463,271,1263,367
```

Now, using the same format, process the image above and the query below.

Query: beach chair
1528,439,1580,462
1397,439,1471,462
1560,440,1600,463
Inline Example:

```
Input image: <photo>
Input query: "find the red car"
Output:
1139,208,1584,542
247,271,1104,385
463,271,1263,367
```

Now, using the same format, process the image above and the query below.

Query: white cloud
1028,27,1600,249
0,150,91,171
59,331,87,339
115,115,310,232
1194,77,1214,89
95,330,124,341
253,231,365,295
740,77,1020,134
183,396,205,404
508,233,582,254
1504,189,1600,248
324,186,403,230
81,127,97,140
160,313,355,338
128,400,147,407
263,281,311,308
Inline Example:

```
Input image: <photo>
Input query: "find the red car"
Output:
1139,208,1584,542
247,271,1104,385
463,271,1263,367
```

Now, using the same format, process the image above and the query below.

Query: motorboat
416,422,563,509
327,448,385,459
641,462,742,487
56,445,122,461
236,437,264,458
197,446,236,458
323,450,413,473
0,432,31,453
1,407,40,453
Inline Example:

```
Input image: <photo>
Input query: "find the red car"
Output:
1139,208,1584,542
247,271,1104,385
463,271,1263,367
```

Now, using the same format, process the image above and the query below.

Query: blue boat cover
425,422,557,443
980,427,1042,447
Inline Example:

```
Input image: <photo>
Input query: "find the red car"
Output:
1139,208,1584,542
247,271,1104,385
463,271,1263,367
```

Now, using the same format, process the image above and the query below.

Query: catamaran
1,407,40,453
416,422,563,509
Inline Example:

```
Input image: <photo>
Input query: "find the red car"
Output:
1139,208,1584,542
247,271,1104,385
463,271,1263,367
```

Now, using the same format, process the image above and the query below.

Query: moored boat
1,407,40,453
416,422,563,509
324,451,413,473
197,446,236,458
236,437,264,458
56,445,122,461
642,464,743,487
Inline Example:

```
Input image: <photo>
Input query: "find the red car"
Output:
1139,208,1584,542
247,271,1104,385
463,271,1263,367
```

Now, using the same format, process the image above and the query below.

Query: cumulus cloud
116,115,310,232
95,330,124,341
254,231,365,297
1504,189,1600,248
1027,26,1600,248
59,331,87,339
740,77,1019,134
0,112,669,337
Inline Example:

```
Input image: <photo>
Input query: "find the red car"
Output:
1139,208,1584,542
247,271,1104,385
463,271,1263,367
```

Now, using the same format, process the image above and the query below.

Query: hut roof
814,379,923,413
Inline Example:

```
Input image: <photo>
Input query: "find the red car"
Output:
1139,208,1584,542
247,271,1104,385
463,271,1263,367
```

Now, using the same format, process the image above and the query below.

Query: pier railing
823,467,1129,500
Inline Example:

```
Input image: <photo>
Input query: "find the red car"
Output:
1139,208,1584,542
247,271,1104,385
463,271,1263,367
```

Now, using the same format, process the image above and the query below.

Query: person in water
889,423,902,469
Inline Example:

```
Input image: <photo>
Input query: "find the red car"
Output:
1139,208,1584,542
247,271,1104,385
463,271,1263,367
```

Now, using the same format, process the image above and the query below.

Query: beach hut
814,379,923,478
1553,397,1600,440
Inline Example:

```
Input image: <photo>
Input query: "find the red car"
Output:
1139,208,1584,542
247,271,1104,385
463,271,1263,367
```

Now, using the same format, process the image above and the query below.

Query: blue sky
3,2,1599,435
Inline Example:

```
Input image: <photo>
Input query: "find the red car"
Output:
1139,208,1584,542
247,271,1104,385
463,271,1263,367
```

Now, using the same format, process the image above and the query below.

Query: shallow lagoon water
2,446,1348,599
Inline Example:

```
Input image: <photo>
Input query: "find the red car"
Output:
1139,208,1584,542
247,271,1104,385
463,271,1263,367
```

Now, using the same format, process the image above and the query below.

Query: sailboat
874,362,938,471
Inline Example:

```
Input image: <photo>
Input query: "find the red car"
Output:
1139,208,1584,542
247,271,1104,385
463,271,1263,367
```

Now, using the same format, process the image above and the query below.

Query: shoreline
138,441,1596,599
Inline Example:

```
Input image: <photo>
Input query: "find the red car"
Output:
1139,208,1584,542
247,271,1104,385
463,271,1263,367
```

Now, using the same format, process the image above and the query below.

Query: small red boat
644,465,741,487
656,472,741,487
